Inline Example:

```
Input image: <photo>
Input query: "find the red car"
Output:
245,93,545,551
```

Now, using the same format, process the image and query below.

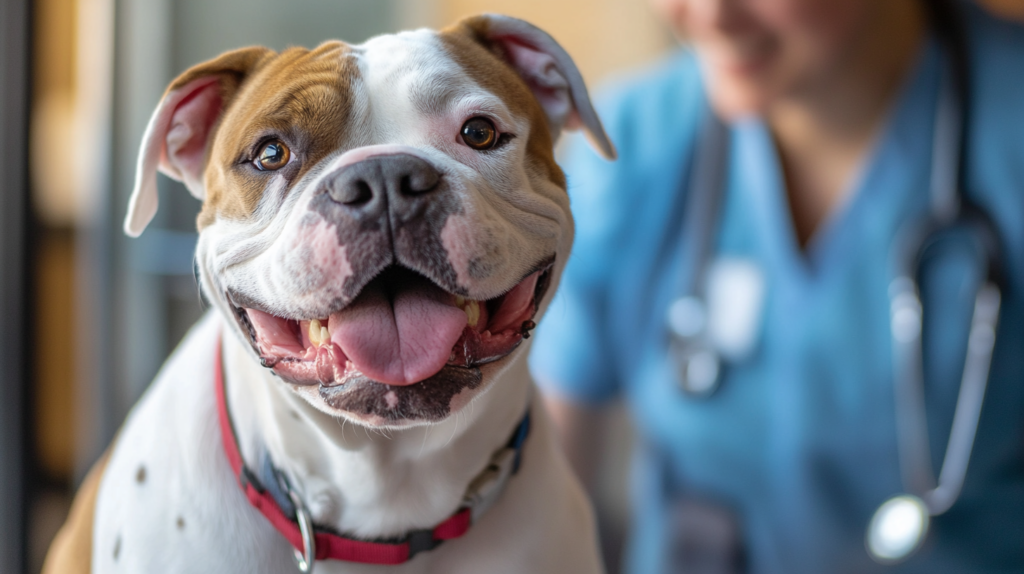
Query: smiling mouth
230,260,552,390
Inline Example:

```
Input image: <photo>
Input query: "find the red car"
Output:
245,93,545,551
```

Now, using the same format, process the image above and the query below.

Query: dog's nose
324,154,441,217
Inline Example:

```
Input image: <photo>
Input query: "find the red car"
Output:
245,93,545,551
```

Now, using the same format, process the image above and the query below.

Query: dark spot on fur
467,231,503,280
135,465,146,484
320,365,482,422
113,535,121,560
290,410,301,421
176,516,185,530
468,256,495,280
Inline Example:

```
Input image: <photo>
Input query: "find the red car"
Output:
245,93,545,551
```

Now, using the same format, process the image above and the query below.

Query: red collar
214,337,530,567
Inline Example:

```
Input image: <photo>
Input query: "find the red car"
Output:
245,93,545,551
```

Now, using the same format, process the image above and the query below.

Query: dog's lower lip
229,260,553,390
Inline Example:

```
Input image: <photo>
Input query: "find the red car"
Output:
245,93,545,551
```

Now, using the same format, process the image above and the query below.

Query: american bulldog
45,13,616,574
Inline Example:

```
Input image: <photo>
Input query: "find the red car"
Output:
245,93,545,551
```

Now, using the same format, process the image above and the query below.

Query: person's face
652,0,885,117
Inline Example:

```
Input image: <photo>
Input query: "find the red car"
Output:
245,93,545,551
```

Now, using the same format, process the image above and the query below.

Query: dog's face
125,15,614,429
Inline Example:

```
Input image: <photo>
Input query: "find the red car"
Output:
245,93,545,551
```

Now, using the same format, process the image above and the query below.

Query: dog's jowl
45,14,615,574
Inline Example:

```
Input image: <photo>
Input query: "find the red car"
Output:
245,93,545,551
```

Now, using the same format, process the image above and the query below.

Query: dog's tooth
320,326,330,346
309,319,323,347
464,300,480,327
455,295,466,307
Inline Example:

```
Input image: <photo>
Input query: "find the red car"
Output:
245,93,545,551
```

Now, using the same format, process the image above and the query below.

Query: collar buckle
406,528,443,559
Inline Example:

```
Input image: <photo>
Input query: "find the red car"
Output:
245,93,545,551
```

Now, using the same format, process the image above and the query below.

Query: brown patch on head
135,465,146,484
438,19,566,190
191,42,361,229
155,47,273,226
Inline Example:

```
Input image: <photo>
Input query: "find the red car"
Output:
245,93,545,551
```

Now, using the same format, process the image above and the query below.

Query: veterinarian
530,0,1024,571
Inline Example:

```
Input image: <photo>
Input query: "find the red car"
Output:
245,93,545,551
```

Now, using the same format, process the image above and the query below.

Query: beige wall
407,0,1024,90
408,0,675,87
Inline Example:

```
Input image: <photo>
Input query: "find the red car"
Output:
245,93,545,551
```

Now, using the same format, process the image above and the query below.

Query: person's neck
766,0,926,247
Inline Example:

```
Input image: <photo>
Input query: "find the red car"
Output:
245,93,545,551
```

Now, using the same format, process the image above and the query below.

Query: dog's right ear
446,14,616,161
124,46,274,237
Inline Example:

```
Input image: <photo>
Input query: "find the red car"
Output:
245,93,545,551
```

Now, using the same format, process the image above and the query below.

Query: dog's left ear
124,46,274,237
450,14,617,160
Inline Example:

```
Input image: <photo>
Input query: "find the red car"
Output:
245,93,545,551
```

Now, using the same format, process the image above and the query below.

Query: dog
43,13,616,574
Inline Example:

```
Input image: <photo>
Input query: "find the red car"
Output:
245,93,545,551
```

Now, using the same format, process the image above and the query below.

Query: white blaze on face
200,28,573,323
202,173,362,319
353,32,568,297
355,31,463,149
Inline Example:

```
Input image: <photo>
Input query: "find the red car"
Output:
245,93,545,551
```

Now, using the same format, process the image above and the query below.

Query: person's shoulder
594,49,702,113
556,50,705,257
963,5,1024,273
560,51,703,238
589,50,705,163
561,49,705,188
967,4,1024,98
967,2,1024,50
964,6,1024,146
960,5,1024,167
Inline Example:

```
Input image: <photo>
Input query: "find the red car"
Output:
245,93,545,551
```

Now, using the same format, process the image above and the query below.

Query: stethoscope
664,5,1004,565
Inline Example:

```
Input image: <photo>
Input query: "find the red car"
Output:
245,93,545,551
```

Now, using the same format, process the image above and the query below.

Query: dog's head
124,15,614,428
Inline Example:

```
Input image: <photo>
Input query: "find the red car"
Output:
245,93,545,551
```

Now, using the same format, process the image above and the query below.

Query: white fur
96,18,609,573
93,312,602,573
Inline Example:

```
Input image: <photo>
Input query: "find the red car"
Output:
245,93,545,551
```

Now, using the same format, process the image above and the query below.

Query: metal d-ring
287,488,316,573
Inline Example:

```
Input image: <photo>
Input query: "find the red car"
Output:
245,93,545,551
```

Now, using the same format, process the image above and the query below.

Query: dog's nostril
400,171,440,196
329,178,373,206
350,181,373,205
324,153,442,208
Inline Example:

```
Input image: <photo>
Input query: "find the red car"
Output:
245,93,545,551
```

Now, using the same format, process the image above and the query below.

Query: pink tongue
329,278,468,386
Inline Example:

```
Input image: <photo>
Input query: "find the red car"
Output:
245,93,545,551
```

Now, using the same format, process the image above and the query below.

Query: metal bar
0,0,34,569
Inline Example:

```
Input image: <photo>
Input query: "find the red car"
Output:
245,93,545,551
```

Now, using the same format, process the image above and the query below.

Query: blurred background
1,0,1022,572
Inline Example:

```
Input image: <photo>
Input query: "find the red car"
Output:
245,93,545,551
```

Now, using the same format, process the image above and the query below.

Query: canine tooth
320,326,330,346
464,300,480,327
309,319,323,346
455,295,466,307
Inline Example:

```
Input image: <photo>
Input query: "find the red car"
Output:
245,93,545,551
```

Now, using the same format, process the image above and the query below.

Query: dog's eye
460,117,498,151
254,139,290,171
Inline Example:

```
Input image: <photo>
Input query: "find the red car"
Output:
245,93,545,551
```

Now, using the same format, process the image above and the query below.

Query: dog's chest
88,313,547,573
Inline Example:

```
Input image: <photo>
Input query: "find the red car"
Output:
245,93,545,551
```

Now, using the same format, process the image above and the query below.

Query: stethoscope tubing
665,1,1006,563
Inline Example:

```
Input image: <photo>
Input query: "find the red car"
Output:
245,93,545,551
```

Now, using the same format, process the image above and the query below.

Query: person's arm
543,389,632,573
543,391,611,494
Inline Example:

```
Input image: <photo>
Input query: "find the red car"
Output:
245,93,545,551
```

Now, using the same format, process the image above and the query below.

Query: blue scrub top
530,5,1024,573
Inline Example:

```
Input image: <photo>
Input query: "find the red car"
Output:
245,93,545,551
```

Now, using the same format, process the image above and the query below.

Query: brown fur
439,18,568,190
41,449,111,574
180,24,563,233
171,43,361,229
159,46,274,228
44,23,573,570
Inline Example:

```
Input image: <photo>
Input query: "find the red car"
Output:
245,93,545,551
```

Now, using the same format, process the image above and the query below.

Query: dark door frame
0,0,34,570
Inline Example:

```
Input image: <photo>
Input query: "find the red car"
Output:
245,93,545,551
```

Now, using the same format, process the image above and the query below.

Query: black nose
324,154,441,212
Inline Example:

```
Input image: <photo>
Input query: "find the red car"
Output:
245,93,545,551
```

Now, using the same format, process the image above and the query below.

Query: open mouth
230,259,552,390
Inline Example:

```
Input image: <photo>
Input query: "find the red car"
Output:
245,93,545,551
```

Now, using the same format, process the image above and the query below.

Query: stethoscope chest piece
866,494,930,564
667,259,766,398
667,295,721,396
